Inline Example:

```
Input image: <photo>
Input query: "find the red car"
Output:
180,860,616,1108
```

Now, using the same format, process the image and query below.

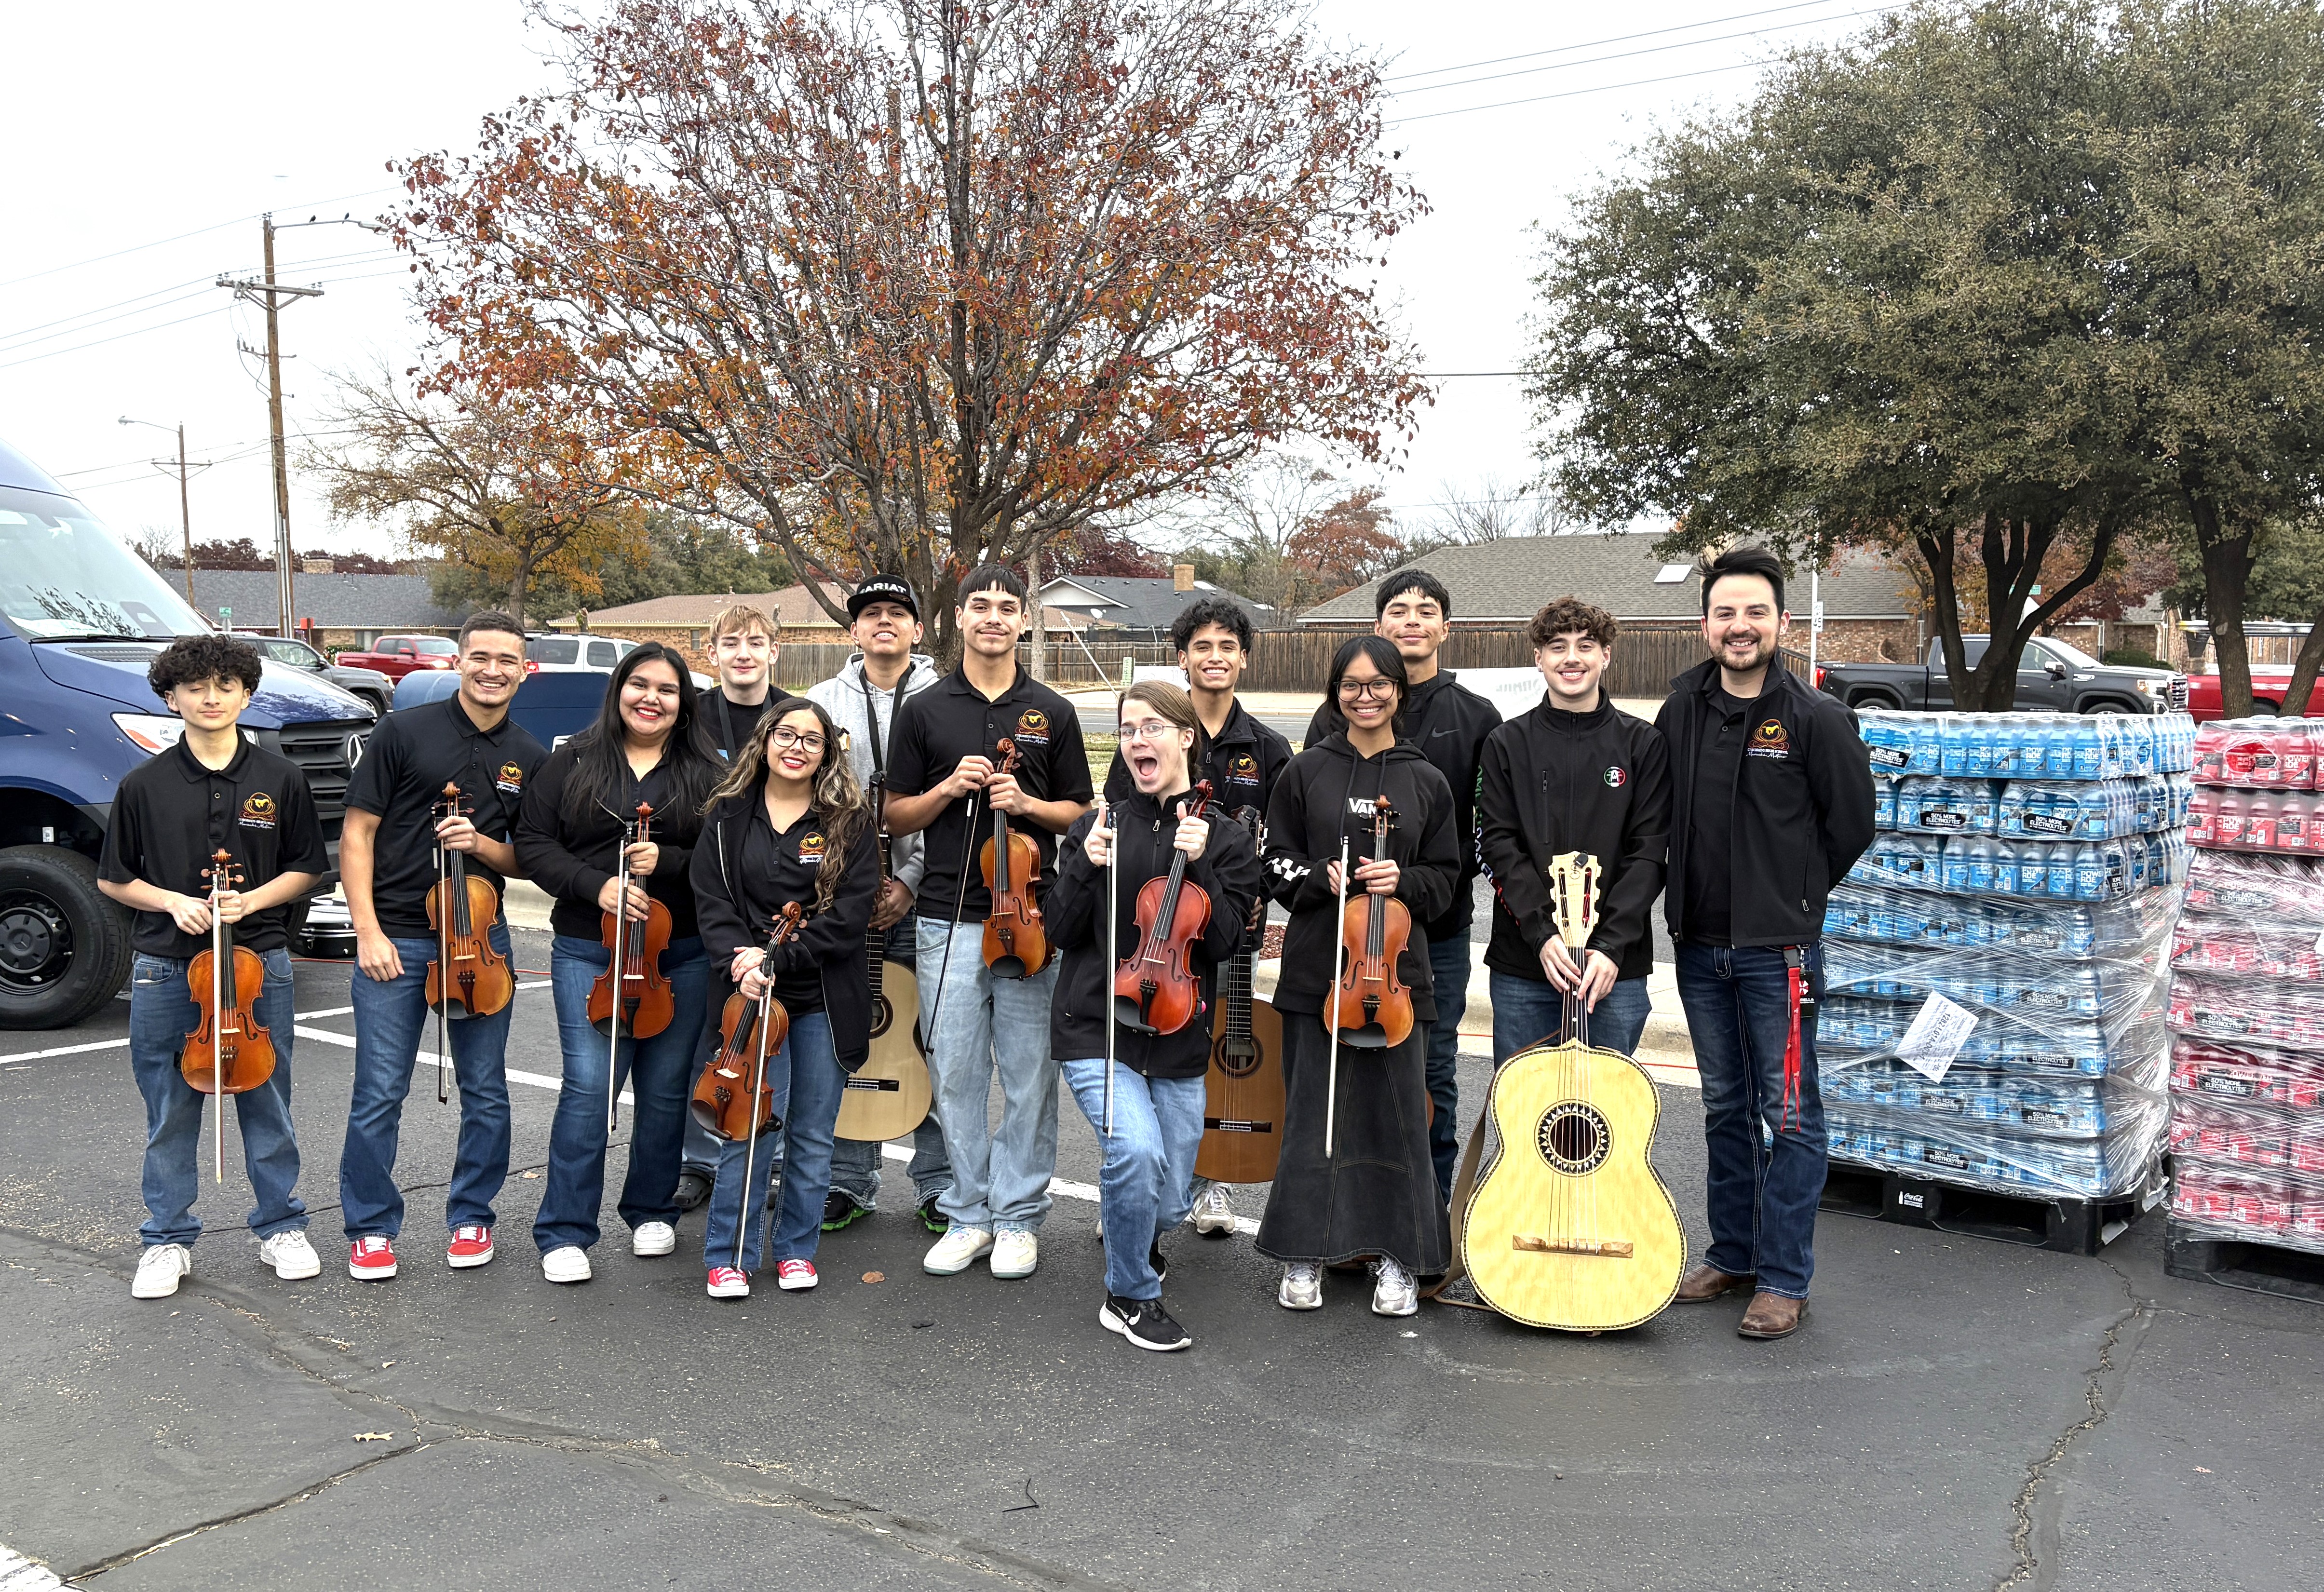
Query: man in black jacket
1305,570,1500,1200
1478,597,1669,1064
1657,546,1875,1340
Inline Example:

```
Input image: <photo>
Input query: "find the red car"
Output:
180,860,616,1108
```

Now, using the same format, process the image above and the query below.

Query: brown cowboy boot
1674,1264,1757,1303
1736,1292,1806,1339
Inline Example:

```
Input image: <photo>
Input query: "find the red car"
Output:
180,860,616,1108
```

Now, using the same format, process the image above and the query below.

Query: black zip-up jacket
1479,699,1671,985
1106,698,1293,822
691,787,879,1070
1045,790,1262,1078
1654,659,1876,948
1261,735,1459,1021
1306,668,1500,941
514,740,706,942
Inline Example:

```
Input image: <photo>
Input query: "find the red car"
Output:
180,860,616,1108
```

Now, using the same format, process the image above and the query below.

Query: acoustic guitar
1195,807,1286,1188
834,775,934,1143
1460,851,1686,1331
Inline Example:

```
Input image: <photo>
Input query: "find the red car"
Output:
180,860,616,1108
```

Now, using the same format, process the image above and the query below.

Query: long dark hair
705,697,868,917
1320,634,1409,739
560,644,721,836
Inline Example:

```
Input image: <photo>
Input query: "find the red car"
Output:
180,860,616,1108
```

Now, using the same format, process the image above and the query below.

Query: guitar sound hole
1537,1102,1610,1176
870,993,892,1039
1215,1039,1262,1079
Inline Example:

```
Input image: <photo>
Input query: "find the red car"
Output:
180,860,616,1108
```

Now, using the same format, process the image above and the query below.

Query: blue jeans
128,949,306,1247
339,925,515,1240
1674,942,1827,1299
1062,1058,1205,1300
829,916,952,1208
534,934,709,1254
1422,932,1472,1200
918,918,1060,1233
1488,971,1653,1066
700,1012,843,1273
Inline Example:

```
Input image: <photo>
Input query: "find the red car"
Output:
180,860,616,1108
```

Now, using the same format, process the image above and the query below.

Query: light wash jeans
1488,971,1653,1066
1061,1057,1205,1300
828,915,952,1209
700,1012,843,1273
917,917,1059,1233
1422,931,1472,1200
128,948,307,1247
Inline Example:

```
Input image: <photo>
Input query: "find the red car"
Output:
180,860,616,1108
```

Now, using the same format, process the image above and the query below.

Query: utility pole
217,215,324,635
118,416,212,607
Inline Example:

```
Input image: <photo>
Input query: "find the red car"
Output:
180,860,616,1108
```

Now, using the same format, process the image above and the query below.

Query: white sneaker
1190,1183,1237,1237
1370,1256,1418,1317
541,1245,593,1284
258,1230,321,1281
133,1243,191,1300
1278,1261,1322,1311
631,1221,676,1257
990,1229,1039,1280
923,1226,994,1275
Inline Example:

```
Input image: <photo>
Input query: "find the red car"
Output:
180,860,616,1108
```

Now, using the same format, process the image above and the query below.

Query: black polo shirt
1681,686,1752,946
101,737,329,958
1104,696,1293,823
886,665,1092,923
705,689,783,763
344,694,548,936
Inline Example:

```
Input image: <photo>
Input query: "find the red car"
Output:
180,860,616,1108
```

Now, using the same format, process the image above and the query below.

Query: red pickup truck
2184,665,2324,720
336,634,459,681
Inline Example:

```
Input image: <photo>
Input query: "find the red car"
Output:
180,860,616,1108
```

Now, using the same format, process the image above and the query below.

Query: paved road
1,937,2317,1590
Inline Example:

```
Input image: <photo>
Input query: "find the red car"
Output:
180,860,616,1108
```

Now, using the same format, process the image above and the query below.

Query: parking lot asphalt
2,932,2319,1590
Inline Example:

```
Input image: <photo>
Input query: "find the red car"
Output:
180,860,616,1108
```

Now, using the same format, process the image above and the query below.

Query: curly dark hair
149,634,263,697
1527,596,1619,651
1169,594,1254,655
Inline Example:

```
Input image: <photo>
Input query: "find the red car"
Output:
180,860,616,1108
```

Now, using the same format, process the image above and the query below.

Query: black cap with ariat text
847,575,919,621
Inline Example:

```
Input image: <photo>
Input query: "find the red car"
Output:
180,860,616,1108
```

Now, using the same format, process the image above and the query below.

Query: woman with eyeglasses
1046,682,1259,1351
514,644,723,1285
1256,636,1460,1317
689,698,879,1298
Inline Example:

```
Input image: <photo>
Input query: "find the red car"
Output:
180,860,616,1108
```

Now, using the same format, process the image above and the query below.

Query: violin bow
1102,801,1119,1138
434,783,459,1106
206,850,230,1185
730,912,782,1273
1324,832,1350,1158
605,802,636,1140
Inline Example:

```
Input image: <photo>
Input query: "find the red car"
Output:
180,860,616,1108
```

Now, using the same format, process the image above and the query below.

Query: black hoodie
1478,698,1670,985
1261,735,1460,1021
1044,789,1262,1078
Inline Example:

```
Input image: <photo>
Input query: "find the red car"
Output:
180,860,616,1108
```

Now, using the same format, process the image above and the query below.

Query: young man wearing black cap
885,564,1092,1281
807,575,953,1233
1657,545,1874,1341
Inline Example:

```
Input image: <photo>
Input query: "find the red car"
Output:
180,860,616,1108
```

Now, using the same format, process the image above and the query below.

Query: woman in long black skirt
1257,635,1460,1316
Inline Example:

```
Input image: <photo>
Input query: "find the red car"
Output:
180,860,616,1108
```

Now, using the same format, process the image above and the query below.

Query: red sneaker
775,1258,818,1292
707,1266,750,1299
446,1226,495,1269
348,1236,397,1281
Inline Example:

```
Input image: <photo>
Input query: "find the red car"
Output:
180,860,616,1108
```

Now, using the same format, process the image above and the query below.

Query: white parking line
0,981,551,1068
0,1544,66,1590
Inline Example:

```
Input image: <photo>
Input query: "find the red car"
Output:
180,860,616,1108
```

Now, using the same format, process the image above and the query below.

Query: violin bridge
1513,1234,1634,1258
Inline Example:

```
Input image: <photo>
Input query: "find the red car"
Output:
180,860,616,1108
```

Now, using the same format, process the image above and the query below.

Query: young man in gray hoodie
807,576,952,1231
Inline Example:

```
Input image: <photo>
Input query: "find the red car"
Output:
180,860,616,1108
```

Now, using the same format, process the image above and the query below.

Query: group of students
107,542,1873,1349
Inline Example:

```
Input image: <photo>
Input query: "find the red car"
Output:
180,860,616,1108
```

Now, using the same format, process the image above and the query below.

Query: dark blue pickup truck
0,436,376,1027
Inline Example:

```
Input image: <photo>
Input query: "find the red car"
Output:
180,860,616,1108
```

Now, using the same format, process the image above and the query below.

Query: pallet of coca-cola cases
2164,845,2324,1304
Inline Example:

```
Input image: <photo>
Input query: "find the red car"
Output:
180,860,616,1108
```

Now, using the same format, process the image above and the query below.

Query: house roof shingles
190,570,462,631
1039,575,1274,632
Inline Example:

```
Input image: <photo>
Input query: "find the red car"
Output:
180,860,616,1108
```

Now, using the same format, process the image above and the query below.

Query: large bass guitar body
835,957,932,1142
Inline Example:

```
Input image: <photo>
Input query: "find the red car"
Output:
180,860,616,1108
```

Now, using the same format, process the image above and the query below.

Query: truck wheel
0,846,135,1030
1851,691,1903,710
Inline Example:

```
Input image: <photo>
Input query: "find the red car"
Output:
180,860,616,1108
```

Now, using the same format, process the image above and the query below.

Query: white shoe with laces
540,1245,593,1284
258,1230,321,1281
989,1229,1039,1280
1278,1261,1322,1311
1190,1183,1237,1237
923,1226,994,1275
1370,1256,1418,1317
631,1221,676,1257
133,1243,191,1299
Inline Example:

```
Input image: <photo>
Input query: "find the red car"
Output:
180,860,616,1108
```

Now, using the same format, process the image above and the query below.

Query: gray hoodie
806,652,940,896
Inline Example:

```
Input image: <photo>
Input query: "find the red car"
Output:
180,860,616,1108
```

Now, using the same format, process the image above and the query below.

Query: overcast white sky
0,0,1888,562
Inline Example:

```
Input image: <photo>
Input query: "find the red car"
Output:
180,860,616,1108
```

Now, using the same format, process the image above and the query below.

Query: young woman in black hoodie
1258,636,1460,1317
1048,681,1260,1351
689,698,878,1299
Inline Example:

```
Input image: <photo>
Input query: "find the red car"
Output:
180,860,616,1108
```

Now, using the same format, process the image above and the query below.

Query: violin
426,781,514,1104
180,849,278,1185
587,800,675,1041
690,903,802,1143
1327,795,1413,1049
1114,780,1215,1036
979,737,1049,978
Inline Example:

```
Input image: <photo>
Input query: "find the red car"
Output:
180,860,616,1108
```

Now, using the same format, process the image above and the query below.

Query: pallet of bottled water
1859,707,2194,781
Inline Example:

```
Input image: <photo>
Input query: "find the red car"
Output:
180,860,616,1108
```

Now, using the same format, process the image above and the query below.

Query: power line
0,306,227,373
1383,0,1856,81
1387,5,1895,97
0,274,216,348
0,285,219,357
0,185,401,291
1390,58,1767,124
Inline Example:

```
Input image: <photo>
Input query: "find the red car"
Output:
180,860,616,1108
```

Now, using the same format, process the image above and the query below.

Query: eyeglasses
1119,720,1179,743
768,727,826,753
1336,678,1396,701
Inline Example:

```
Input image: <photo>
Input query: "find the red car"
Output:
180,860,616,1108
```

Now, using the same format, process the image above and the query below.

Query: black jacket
513,739,706,942
1479,699,1671,984
1261,735,1459,1021
1306,669,1499,941
1046,790,1262,1078
691,787,879,1069
1654,660,1876,947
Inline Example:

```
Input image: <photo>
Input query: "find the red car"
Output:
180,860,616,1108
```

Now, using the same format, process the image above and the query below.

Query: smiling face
1178,622,1246,699
458,626,526,711
164,673,251,734
1536,630,1609,711
712,624,774,694
852,600,919,661
763,706,829,789
1702,572,1785,678
959,586,1027,660
1376,590,1449,668
620,657,684,744
1335,651,1400,735
1119,697,1194,795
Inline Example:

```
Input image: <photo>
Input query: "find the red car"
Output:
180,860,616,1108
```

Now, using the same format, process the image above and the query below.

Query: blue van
0,435,377,1027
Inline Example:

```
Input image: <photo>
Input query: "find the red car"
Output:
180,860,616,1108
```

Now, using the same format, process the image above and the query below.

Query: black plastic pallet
2163,1218,2324,1305
1820,1160,2164,1255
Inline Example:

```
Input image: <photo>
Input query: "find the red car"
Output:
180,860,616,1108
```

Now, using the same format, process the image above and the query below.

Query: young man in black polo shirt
885,565,1092,1280
1304,568,1500,1200
337,611,548,1282
1657,546,1874,1340
1109,594,1292,1236
101,635,329,1300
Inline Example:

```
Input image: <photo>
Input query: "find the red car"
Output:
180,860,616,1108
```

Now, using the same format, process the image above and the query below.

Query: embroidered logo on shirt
1748,718,1791,759
1229,753,1259,786
798,830,826,865
494,761,526,794
1343,795,1378,819
1603,766,1628,788
238,792,277,829
1013,708,1050,747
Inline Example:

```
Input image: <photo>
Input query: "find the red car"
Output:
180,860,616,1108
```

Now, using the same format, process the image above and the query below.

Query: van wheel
0,847,135,1030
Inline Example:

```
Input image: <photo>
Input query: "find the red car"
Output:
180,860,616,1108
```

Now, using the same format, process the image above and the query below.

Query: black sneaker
1149,1243,1168,1284
822,1192,869,1233
1100,1295,1192,1352
672,1170,713,1213
916,1194,947,1234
